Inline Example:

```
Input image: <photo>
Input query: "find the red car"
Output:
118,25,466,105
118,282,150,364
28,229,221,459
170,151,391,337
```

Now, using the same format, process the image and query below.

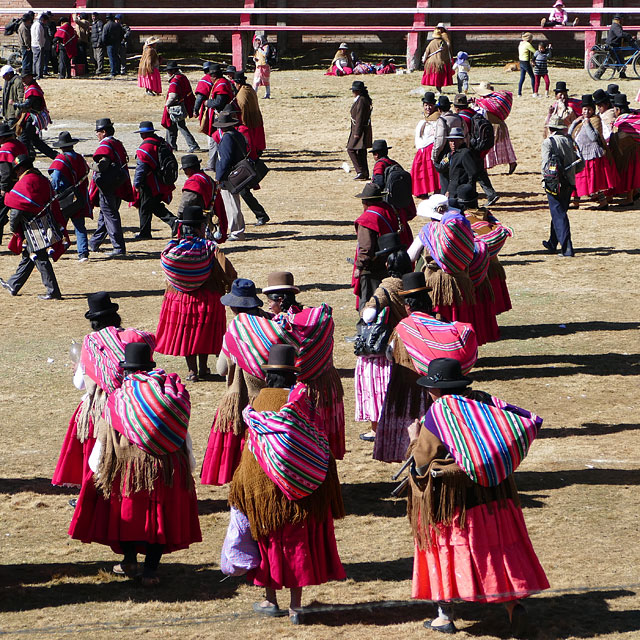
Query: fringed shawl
424,262,476,307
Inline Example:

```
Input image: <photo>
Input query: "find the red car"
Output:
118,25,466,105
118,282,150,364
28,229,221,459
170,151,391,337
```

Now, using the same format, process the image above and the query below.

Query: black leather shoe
542,240,556,253
132,234,152,241
255,216,270,226
38,293,62,300
0,278,16,295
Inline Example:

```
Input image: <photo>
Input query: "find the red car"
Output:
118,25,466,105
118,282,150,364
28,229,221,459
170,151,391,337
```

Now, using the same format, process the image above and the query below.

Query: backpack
469,112,495,152
149,139,178,185
4,18,21,36
542,136,564,196
265,43,278,67
383,162,414,209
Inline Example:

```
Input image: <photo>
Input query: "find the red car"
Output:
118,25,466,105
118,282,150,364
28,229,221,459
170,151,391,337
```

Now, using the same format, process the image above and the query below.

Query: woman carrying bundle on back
137,36,161,96
421,26,454,93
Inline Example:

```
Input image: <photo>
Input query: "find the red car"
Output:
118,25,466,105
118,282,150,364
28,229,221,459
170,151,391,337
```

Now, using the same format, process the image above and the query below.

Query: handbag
220,507,261,576
57,185,83,219
168,103,187,122
353,289,392,356
224,132,270,194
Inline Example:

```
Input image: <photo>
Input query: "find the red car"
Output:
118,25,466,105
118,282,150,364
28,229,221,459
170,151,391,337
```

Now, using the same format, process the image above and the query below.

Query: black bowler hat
181,153,201,169
134,121,157,134
399,271,431,296
202,61,211,72
209,63,222,75
554,81,568,94
234,71,247,83
179,205,205,224
120,342,155,372
607,83,620,96
417,357,472,389
592,88,610,105
225,65,237,75
351,80,366,92
166,60,179,72
261,344,300,372
220,278,263,308
106,13,115,20
456,183,479,205
52,131,79,148
581,94,595,109
369,139,391,155
354,182,384,200
612,93,629,108
85,291,119,319
13,154,33,170
95,117,113,131
422,91,436,105
0,123,15,137
375,232,403,257
212,111,239,129
437,95,451,110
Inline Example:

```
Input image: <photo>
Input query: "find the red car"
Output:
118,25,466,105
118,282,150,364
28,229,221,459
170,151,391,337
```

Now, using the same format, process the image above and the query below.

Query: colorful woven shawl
420,211,475,274
475,90,513,121
244,383,330,500
468,239,490,287
161,236,217,293
108,368,191,456
81,327,156,394
222,304,335,382
476,223,513,258
614,112,640,142
425,394,543,487
394,312,478,375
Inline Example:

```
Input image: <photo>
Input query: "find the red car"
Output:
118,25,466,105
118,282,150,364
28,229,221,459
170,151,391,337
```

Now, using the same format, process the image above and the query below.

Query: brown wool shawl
423,261,476,307
236,85,264,130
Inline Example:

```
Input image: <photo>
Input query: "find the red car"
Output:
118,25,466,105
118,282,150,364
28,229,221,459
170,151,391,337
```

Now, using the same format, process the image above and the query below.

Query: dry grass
0,66,639,639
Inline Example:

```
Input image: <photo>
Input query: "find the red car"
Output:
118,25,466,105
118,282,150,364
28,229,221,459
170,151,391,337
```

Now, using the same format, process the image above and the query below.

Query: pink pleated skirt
574,156,619,197
421,65,453,88
411,145,440,197
315,403,346,460
138,70,162,93
52,402,95,488
484,124,517,169
412,500,549,603
489,273,512,315
249,515,346,589
155,287,225,357
354,355,391,422
200,420,244,486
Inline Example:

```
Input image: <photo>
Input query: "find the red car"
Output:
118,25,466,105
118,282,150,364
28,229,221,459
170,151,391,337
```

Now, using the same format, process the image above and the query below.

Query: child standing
453,51,470,94
533,42,552,98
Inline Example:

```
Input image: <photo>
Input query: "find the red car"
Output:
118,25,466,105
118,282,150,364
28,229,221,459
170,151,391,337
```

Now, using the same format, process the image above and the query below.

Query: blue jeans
71,215,89,257
21,47,33,75
518,61,535,95
106,44,120,76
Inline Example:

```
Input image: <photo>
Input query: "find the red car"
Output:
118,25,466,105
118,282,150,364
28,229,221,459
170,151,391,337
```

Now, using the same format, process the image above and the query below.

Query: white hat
417,194,448,220
1,65,14,77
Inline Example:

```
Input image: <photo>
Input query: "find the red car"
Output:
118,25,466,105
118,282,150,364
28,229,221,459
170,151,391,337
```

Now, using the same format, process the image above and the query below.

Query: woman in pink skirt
355,233,411,442
407,358,549,636
421,27,454,92
155,205,232,381
228,345,345,621
411,91,441,198
569,94,619,209
253,35,271,98
137,36,162,96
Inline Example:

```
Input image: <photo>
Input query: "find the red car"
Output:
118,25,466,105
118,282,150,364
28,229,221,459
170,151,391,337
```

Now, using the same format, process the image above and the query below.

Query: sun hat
354,182,384,200
474,81,494,96
447,127,465,140
522,32,533,41
547,115,567,130
85,291,119,319
212,111,239,129
417,357,472,389
144,36,160,46
417,194,449,220
220,278,263,308
262,271,300,294
339,42,349,49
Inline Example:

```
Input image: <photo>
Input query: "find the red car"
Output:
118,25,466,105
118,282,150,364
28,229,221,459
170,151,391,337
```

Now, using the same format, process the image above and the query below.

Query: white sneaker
532,93,538,98
78,256,89,263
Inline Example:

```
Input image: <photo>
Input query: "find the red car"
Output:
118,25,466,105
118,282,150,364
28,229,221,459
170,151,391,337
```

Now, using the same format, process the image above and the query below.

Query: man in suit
347,80,373,180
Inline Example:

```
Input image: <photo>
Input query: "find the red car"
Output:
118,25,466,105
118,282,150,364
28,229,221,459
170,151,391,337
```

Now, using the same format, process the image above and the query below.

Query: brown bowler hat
262,271,300,294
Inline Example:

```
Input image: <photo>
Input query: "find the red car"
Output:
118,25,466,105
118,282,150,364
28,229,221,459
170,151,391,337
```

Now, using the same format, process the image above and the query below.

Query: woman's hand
408,418,421,444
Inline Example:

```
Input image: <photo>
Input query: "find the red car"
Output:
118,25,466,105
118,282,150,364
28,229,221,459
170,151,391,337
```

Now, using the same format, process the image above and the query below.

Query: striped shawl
420,211,475,274
161,236,218,293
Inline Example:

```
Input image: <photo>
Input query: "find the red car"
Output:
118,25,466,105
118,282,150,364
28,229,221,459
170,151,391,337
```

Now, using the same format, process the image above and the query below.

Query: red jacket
89,136,134,204
183,170,215,209
54,23,78,58
161,73,196,129
48,151,91,219
134,136,174,202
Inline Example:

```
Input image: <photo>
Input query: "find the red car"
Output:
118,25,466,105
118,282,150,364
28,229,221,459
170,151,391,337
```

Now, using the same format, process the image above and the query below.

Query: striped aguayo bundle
161,237,217,293
468,239,490,287
474,90,513,121
107,368,191,456
81,326,156,394
426,395,543,487
222,304,335,382
614,112,640,143
420,211,475,275
244,383,330,500
474,223,513,258
394,312,478,376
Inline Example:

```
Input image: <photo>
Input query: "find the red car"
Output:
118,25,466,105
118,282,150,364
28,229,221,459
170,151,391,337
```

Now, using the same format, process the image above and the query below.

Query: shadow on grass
539,422,640,439
299,282,353,292
516,468,640,491
341,481,407,518
343,558,413,583
497,321,640,341
197,498,229,515
0,477,77,495
277,219,355,227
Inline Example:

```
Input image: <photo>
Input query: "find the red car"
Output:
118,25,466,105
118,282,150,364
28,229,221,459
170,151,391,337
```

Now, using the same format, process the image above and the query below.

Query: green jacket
2,74,24,123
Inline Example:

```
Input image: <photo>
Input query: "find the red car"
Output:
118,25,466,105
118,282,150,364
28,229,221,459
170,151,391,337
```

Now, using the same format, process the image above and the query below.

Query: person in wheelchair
606,14,639,78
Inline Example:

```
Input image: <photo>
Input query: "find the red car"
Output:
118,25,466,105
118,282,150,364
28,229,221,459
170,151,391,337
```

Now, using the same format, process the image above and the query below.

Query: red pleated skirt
412,500,549,603
249,515,346,589
247,126,266,154
433,302,474,325
155,287,225,357
200,417,245,486
138,70,162,93
421,66,453,88
315,403,345,461
411,146,440,197
469,285,500,346
616,147,640,193
52,402,95,487
489,274,512,315
69,462,202,554
574,156,619,197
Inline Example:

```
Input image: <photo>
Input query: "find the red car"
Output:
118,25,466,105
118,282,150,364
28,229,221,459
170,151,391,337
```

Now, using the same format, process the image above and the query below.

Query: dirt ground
0,65,639,639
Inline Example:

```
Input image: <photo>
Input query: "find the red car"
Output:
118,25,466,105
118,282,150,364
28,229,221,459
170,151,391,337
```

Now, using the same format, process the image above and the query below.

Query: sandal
359,431,376,442
252,602,287,617
186,372,199,382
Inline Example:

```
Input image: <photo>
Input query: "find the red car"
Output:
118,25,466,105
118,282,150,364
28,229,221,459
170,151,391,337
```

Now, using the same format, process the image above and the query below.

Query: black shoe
353,173,369,181
0,278,16,296
38,292,62,300
255,215,270,226
619,71,627,79
132,234,152,241
486,194,500,206
542,240,556,254
188,146,202,153
68,498,77,508
510,603,529,639
558,251,575,257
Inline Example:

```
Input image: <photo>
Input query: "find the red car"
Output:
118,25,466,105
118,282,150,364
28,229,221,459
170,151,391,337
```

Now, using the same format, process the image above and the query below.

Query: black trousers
546,183,574,255
120,541,164,575
240,188,269,222
138,188,177,237
347,148,369,178
58,48,72,79
18,119,56,160
7,247,61,296
358,273,381,311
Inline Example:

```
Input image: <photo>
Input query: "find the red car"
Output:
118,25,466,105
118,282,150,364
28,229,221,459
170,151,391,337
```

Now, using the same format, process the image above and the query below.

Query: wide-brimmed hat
233,71,247,83
369,139,391,155
262,271,300,294
13,154,33,171
447,127,465,140
145,36,160,46
0,123,15,138
202,61,212,72
220,278,263,308
417,194,448,220
581,94,595,109
209,63,222,75
261,344,300,372
120,342,156,371
554,81,568,94
474,81,494,96
0,64,14,77
417,357,472,389
437,95,451,110
592,88,611,105
95,117,113,131
134,121,157,134
351,80,366,92
553,0,564,7
85,291,119,319
52,131,79,148
422,91,437,105
547,116,567,130
166,60,179,72
375,232,404,257
181,153,201,169
179,204,205,225
212,111,239,129
225,65,237,75
457,184,479,205
522,32,533,41
354,182,384,200
399,271,431,296
612,93,629,108
453,93,468,107
339,42,349,49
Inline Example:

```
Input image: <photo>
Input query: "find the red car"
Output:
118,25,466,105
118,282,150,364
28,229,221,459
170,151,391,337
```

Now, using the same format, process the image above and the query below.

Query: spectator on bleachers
541,1,579,28
327,43,356,76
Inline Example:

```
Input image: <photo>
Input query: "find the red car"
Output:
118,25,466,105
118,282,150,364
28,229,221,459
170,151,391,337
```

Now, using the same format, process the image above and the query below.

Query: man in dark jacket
90,13,104,75
14,72,56,159
115,14,130,74
606,15,639,78
18,14,33,76
214,111,246,241
101,14,123,77
446,127,483,200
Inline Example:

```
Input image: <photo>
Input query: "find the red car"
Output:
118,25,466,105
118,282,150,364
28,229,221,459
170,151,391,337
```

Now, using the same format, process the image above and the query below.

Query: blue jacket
215,129,247,182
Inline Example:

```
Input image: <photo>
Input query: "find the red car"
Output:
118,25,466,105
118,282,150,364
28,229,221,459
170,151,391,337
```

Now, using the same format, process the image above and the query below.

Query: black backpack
266,44,278,67
383,162,413,209
149,139,178,185
469,112,495,152
4,18,21,36
542,136,565,196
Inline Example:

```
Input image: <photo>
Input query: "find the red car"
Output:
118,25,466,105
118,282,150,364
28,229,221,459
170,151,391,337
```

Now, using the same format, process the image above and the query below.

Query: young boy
533,42,552,98
453,51,470,94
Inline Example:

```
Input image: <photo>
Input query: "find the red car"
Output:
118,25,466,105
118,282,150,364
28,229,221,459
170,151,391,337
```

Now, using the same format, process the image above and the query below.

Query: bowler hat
234,71,247,83
179,205,205,225
166,60,179,72
422,91,436,105
456,184,479,205
120,342,155,372
581,94,595,109
354,182,384,200
612,93,629,108
607,83,620,96
212,111,239,129
209,63,222,75
351,80,366,92
437,95,451,110
375,232,404,257
225,65,237,75
554,81,568,94
181,153,201,169
13,154,33,170
220,278,263,308
262,271,300,294
453,93,468,107
399,271,431,296
369,139,391,155
447,127,465,140
417,357,472,389
85,291,119,319
95,117,113,131
0,123,15,138
134,121,157,134
261,344,299,372
592,88,610,105
52,131,79,148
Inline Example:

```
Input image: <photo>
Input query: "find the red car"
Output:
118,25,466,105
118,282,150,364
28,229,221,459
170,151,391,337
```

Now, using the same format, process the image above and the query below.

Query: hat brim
447,135,465,140
213,119,239,128
369,146,392,154
119,360,156,370
261,363,301,372
416,374,472,389
375,245,403,257
354,191,385,200
399,285,432,296
219,294,263,308
85,302,119,320
134,128,157,134
52,138,80,147
262,285,300,294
